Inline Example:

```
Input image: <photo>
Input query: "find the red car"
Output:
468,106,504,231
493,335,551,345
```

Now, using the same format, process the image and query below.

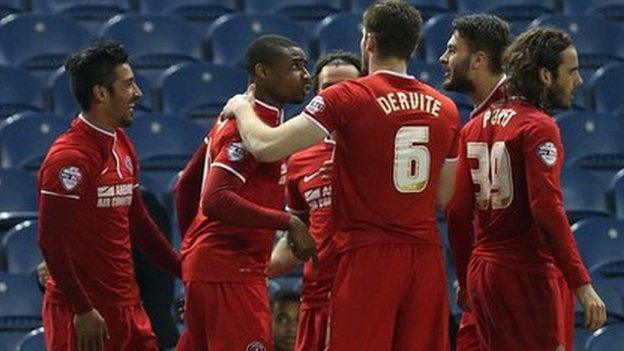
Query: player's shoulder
208,118,240,147
41,139,97,174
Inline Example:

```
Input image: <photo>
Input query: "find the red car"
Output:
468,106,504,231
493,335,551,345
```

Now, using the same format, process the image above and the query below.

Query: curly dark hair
65,41,129,110
312,51,362,92
452,14,511,74
363,0,422,60
503,26,572,112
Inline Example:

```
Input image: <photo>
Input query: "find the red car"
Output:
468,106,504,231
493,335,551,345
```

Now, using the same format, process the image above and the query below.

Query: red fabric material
295,305,330,351
173,142,207,237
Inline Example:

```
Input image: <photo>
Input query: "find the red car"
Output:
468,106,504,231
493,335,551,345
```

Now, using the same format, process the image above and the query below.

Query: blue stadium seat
315,13,361,57
0,66,44,119
0,170,38,232
158,62,247,119
31,0,130,34
100,14,204,83
457,0,555,22
0,112,70,170
613,170,624,219
0,14,92,76
15,327,45,351
531,14,624,72
125,114,205,170
562,167,611,222
557,112,624,186
140,0,237,23
589,62,624,115
576,327,593,351
408,59,444,88
207,14,312,66
421,13,453,64
585,323,624,351
572,217,624,272
0,0,21,18
2,220,42,274
246,0,342,28
49,67,153,116
0,332,25,351
0,272,43,330
564,0,624,22
351,0,449,20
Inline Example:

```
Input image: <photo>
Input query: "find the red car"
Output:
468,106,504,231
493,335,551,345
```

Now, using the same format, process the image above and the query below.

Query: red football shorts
456,312,481,351
295,305,329,351
328,243,449,351
42,299,158,351
467,256,572,351
184,280,272,351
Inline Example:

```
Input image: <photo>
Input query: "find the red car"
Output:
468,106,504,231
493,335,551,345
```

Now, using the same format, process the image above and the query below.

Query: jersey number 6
394,126,430,193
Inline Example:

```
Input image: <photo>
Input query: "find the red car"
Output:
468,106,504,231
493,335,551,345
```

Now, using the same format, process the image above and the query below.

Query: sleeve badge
537,142,557,167
59,166,83,191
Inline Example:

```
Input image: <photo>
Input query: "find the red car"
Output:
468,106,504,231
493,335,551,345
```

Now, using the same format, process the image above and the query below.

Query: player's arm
267,236,300,278
436,159,457,211
129,189,182,278
445,132,475,295
173,140,207,236
223,85,326,162
524,120,606,330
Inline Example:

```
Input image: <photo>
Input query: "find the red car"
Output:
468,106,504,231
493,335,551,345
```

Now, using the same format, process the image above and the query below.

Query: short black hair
65,41,129,110
271,289,300,307
452,14,511,74
363,0,422,60
244,34,300,75
312,51,362,92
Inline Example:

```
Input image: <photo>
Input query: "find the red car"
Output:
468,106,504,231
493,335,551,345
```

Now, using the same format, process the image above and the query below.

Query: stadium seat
575,327,593,351
408,59,444,88
351,0,449,20
0,112,70,170
0,272,43,330
0,0,21,18
0,170,38,232
613,170,624,219
125,114,205,170
421,13,453,64
457,0,555,22
207,14,312,67
531,14,624,71
589,62,624,115
571,217,624,272
585,323,624,351
561,167,611,222
31,0,130,34
246,0,342,28
443,91,473,112
564,0,624,23
0,332,24,351
49,67,154,116
139,0,237,23
100,14,204,84
15,327,44,351
315,13,362,57
0,66,44,119
157,62,247,119
0,14,92,76
2,220,42,274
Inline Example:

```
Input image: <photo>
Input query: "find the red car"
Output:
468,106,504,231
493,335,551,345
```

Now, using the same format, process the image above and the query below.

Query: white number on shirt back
467,141,513,210
393,126,430,193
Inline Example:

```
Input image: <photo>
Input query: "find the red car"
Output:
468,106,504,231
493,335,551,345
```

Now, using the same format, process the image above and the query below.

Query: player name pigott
482,108,516,127
376,91,442,117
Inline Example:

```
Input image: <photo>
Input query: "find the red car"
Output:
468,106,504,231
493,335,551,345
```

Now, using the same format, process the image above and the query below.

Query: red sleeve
285,162,308,215
524,119,590,288
37,149,94,314
445,130,476,290
201,166,290,229
173,141,207,236
302,83,350,136
445,100,461,160
130,189,182,278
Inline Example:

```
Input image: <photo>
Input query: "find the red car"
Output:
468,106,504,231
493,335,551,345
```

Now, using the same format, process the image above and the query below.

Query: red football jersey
182,101,286,282
286,139,336,308
450,99,589,288
303,71,460,252
39,115,142,308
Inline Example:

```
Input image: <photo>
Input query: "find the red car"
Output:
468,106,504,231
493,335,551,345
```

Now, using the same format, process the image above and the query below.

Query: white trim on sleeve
211,162,247,183
40,190,80,200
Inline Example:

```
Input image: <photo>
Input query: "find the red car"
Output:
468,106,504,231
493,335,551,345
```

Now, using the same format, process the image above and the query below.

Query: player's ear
471,51,487,70
92,84,109,104
366,33,377,53
539,67,552,86
254,62,270,80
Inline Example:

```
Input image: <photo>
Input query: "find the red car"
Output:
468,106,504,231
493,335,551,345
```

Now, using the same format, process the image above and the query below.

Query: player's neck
368,56,407,76
254,87,283,110
470,73,505,107
81,109,117,133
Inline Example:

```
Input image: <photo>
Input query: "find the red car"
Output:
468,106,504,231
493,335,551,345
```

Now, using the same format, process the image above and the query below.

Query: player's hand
73,309,109,351
36,262,50,289
222,84,256,119
286,215,318,265
576,283,607,331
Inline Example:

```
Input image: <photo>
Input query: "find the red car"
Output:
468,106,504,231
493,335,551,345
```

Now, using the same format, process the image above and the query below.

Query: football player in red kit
446,27,606,350
37,42,181,351
223,1,459,349
268,51,362,351
179,35,316,351
438,14,510,351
